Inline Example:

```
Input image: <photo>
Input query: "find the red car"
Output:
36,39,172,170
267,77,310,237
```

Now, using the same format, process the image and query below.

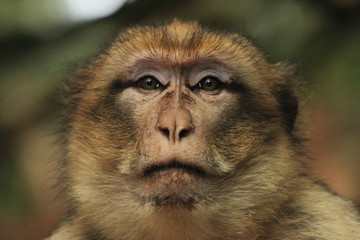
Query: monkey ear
273,63,299,132
275,88,298,132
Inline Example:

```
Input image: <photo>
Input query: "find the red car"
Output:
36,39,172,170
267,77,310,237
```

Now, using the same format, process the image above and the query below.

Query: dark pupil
205,79,213,87
146,78,154,86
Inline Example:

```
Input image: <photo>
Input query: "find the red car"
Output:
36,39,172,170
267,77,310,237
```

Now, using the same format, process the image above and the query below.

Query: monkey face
114,60,243,206
66,21,298,214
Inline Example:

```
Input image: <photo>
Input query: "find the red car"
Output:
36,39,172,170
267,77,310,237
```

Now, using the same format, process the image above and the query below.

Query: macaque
47,20,360,240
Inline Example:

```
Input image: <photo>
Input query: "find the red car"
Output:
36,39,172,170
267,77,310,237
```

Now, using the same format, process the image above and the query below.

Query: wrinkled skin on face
63,20,299,239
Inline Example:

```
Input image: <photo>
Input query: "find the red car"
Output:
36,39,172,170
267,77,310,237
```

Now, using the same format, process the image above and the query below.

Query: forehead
108,21,257,69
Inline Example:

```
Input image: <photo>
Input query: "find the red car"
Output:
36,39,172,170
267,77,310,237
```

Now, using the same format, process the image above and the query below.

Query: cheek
73,92,141,175
208,94,283,166
194,92,237,130
117,93,162,163
118,88,159,128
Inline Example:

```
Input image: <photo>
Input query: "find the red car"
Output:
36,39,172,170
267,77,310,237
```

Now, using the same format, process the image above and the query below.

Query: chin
140,163,207,208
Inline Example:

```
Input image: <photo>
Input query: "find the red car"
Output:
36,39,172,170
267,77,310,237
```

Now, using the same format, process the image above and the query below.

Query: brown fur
47,20,360,240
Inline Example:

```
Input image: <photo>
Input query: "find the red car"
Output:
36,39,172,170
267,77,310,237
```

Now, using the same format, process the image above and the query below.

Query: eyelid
133,70,169,86
134,70,157,81
190,72,223,88
197,71,221,79
189,70,226,86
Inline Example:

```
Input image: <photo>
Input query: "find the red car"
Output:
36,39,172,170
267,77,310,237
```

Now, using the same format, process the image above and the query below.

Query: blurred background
0,0,359,239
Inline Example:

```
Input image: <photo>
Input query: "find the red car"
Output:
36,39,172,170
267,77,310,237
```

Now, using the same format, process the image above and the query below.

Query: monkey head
63,20,299,237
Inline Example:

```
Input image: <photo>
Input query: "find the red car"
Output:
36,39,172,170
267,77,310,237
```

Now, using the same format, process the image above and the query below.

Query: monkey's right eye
135,76,163,90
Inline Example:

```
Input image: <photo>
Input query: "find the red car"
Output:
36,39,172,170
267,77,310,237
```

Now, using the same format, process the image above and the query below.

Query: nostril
179,129,190,138
160,127,170,138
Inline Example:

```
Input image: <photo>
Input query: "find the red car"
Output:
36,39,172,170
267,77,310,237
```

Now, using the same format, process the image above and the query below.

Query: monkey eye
136,76,163,90
197,76,221,91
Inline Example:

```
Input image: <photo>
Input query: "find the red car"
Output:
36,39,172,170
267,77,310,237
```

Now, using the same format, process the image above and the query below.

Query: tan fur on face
47,20,360,240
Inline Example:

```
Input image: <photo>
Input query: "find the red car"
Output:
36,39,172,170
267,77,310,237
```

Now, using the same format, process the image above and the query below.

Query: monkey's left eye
136,76,163,90
197,76,221,91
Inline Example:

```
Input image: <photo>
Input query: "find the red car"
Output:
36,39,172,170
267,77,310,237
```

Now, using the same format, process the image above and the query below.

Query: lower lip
142,168,203,191
140,168,203,206
145,167,200,181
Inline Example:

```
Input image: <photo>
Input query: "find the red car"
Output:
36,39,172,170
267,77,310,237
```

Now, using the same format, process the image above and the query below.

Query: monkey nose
156,108,194,143
157,123,193,142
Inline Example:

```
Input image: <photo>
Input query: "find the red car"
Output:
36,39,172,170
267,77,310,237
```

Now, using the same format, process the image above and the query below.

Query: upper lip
143,160,206,177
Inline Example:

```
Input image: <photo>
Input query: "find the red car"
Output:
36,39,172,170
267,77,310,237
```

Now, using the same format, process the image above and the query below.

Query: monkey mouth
143,161,206,178
141,161,206,207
